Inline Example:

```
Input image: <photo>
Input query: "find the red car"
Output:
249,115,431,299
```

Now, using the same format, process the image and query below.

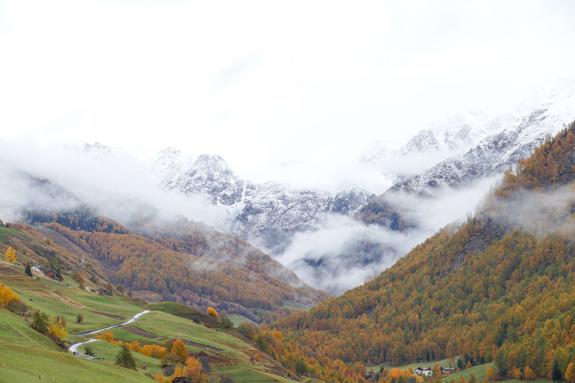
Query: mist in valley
0,139,506,294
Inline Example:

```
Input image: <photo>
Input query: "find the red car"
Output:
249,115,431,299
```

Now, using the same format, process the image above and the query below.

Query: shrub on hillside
115,346,136,370
31,311,49,334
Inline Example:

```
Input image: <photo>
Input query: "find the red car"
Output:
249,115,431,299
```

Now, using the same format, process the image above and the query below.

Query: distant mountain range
152,81,575,293
8,82,571,296
358,81,575,227
154,150,373,254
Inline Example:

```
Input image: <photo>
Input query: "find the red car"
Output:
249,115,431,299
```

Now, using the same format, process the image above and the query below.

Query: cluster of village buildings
414,367,456,377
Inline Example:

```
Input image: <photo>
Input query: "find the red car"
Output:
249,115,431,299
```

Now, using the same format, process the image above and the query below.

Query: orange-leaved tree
524,366,536,380
207,306,219,318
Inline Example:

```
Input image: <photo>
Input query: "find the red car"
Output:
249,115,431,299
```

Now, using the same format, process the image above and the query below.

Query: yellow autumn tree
172,364,186,379
140,344,167,358
0,283,20,308
433,364,442,378
48,322,68,340
207,306,219,318
185,356,203,381
486,366,495,382
126,341,141,352
511,367,522,380
171,338,188,364
4,247,16,263
524,366,536,380
388,368,414,380
271,330,283,342
565,363,575,383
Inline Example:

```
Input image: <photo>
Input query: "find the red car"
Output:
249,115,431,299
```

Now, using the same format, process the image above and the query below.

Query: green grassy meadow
227,314,256,327
0,309,151,383
0,261,301,382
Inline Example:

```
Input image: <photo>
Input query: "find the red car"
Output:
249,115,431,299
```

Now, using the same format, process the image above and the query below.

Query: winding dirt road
68,310,151,357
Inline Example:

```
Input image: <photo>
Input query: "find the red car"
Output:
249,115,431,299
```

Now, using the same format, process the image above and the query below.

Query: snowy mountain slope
155,151,374,254
356,81,575,231
399,110,493,155
357,110,499,187
392,82,575,194
359,110,494,168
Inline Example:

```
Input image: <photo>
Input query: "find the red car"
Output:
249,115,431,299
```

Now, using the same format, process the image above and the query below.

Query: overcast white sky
1,0,574,185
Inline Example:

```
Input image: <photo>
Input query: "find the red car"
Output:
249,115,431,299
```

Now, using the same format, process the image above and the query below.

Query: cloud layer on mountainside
277,175,502,292
482,184,575,237
0,142,228,229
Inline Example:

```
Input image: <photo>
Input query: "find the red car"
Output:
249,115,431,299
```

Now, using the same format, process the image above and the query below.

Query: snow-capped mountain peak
391,81,575,194
163,154,244,206
192,154,237,180
155,150,374,254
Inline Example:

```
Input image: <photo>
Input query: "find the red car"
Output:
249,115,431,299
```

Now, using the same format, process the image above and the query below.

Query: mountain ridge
278,121,575,381
155,150,374,255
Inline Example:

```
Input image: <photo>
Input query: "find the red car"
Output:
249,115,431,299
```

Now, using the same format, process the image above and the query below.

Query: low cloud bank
0,141,228,229
276,175,502,293
482,184,575,236
277,214,414,292
0,140,507,295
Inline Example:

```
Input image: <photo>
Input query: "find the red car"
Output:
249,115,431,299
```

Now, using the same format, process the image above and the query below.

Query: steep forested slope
2,209,326,321
279,122,575,380
43,220,325,320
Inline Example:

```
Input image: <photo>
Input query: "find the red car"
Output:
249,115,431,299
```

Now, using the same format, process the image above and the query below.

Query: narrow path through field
68,310,151,358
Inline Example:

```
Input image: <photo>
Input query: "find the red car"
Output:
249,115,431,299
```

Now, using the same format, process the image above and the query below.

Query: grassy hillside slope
0,309,156,383
0,242,305,382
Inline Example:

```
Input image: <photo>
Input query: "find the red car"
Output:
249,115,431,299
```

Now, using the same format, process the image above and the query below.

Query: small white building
414,367,433,377
31,265,45,276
